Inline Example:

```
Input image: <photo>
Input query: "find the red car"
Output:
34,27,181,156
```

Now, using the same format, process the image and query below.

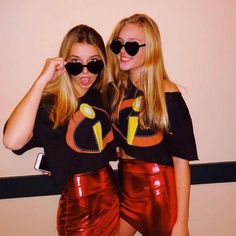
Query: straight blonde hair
43,25,108,128
106,14,169,131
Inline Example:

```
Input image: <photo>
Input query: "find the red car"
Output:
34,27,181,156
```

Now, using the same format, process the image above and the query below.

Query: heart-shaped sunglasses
110,40,146,56
65,60,104,76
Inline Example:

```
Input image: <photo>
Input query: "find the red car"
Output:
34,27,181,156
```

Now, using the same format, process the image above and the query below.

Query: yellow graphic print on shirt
80,103,103,151
127,96,142,145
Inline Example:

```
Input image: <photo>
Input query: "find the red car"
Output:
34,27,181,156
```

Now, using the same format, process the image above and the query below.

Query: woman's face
67,43,101,97
117,23,146,79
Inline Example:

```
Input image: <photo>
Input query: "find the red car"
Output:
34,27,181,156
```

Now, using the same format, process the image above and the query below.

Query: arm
171,157,191,236
164,80,197,236
3,58,65,150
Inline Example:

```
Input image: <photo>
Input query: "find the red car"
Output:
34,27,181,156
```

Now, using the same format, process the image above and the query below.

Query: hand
37,57,66,84
171,221,190,236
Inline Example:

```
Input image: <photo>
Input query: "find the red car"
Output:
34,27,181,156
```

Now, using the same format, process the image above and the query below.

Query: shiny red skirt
118,159,177,236
57,166,119,236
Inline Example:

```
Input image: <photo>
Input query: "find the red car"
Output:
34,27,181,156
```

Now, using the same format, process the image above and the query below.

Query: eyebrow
117,37,142,42
68,55,100,59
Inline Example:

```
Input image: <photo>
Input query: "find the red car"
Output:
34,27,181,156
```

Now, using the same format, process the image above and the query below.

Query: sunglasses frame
110,40,146,56
65,60,104,76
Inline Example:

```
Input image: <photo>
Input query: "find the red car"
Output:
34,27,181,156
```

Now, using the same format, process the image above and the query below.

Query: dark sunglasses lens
65,61,103,75
87,60,104,74
125,42,140,56
110,40,122,54
65,62,83,76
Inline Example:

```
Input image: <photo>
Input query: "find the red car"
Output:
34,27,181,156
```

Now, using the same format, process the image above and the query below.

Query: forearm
3,78,47,150
172,157,191,224
3,57,65,150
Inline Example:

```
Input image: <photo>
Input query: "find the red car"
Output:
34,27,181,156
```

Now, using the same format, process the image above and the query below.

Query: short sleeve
166,92,198,161
5,100,53,155
11,112,45,155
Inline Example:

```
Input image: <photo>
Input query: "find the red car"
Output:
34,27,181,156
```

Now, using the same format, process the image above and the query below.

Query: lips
80,77,91,86
120,57,130,62
119,54,132,63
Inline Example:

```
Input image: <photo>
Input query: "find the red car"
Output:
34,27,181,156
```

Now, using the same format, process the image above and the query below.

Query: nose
81,66,89,74
120,45,126,54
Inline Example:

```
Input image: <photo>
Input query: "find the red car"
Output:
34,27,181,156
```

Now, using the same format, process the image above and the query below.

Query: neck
129,67,143,89
129,75,142,90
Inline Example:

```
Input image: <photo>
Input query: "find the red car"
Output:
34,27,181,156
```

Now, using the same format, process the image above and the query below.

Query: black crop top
12,88,117,192
113,81,198,165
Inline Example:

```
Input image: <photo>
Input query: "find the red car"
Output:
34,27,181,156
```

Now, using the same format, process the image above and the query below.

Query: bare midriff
119,148,135,160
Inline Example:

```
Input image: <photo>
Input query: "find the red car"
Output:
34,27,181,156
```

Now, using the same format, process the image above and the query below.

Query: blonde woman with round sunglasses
107,13,198,236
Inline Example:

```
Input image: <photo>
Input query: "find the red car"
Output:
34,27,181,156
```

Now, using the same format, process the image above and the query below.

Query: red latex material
119,159,177,236
57,166,119,236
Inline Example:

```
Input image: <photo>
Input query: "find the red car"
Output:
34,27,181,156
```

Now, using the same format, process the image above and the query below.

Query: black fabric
107,82,117,114
166,92,198,161
114,82,198,165
10,88,117,192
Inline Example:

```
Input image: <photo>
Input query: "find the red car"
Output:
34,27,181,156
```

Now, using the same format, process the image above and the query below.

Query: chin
81,85,92,90
120,64,131,71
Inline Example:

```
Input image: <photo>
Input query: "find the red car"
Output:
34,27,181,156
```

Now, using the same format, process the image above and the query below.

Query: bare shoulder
163,79,180,92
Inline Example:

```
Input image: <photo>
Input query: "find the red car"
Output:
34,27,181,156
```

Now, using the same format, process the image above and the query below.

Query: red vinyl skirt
118,159,177,236
57,165,119,236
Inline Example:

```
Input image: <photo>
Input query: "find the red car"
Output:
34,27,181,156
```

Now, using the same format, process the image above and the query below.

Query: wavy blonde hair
43,25,108,128
106,14,169,131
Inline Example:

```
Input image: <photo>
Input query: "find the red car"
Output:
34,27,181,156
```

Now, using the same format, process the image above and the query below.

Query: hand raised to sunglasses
37,57,66,85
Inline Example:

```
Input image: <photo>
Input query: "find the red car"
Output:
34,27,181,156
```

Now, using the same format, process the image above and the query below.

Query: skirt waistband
119,158,170,174
65,165,116,198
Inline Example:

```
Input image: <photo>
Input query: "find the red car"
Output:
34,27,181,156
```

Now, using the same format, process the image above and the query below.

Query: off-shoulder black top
113,81,198,165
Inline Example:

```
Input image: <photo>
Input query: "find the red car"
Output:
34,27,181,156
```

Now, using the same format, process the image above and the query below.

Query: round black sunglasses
110,40,146,56
65,60,104,76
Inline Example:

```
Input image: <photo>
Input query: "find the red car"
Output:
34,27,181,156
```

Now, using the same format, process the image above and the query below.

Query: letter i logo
127,96,142,145
80,103,103,151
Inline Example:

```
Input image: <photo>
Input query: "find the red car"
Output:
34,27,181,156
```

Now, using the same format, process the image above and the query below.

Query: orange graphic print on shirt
66,103,113,153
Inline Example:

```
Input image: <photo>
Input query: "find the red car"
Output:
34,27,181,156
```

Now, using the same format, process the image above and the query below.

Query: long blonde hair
43,25,108,128
106,14,169,131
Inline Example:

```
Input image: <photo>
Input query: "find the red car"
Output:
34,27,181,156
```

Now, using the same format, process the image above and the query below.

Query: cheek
93,74,99,81
89,74,99,85
133,54,145,68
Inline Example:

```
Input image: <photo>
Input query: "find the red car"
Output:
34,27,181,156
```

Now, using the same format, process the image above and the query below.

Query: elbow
3,135,25,150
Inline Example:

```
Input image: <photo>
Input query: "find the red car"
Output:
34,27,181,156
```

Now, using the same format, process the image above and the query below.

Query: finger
57,67,66,75
53,57,65,64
